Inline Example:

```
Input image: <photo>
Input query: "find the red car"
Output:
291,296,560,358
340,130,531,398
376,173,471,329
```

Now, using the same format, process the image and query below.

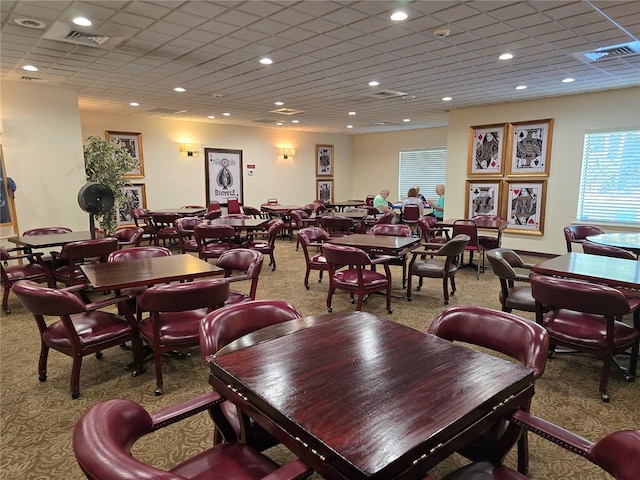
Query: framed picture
503,180,547,235
105,131,144,178
507,119,553,176
465,180,502,218
468,124,506,176
205,148,243,207
316,179,334,204
316,144,334,177
118,183,146,225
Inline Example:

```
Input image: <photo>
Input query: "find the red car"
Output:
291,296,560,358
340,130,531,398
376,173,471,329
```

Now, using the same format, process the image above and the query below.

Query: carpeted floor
1,237,638,479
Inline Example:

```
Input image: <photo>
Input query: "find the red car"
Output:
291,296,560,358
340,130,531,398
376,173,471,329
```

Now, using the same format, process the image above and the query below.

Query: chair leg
355,294,364,311
517,431,529,474
326,286,334,312
304,267,310,289
70,355,83,399
599,356,613,402
406,273,413,301
38,342,49,381
153,349,164,396
2,285,11,314
386,284,392,313
442,276,449,305
270,252,276,271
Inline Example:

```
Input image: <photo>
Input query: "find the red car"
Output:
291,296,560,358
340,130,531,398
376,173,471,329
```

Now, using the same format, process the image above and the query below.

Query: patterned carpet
1,238,638,479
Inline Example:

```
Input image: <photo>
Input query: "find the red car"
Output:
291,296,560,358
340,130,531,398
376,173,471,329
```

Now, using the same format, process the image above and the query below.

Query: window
577,129,640,225
398,148,447,201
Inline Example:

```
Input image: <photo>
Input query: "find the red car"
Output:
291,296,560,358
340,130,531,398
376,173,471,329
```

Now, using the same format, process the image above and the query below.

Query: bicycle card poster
504,180,547,235
507,119,553,176
205,148,243,207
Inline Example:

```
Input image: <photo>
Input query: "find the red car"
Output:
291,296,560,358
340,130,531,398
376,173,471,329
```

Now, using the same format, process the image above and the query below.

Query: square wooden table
151,207,206,216
327,233,420,256
8,231,94,249
208,312,534,480
208,218,269,230
80,254,222,292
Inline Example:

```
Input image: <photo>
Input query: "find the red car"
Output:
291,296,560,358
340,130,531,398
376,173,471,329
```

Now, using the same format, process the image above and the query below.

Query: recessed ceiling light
276,122,283,126
72,17,92,27
208,115,215,119
403,119,410,122
129,102,139,107
515,85,527,90
368,80,379,87
23,65,38,72
347,125,353,129
260,57,273,65
292,120,299,123
442,97,452,101
348,111,356,116
562,77,575,83
223,112,230,116
174,87,186,92
274,101,284,106
390,11,408,21
499,53,513,60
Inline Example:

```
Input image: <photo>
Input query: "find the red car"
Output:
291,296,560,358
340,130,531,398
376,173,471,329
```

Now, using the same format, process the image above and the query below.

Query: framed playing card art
465,180,502,218
468,124,507,176
503,180,547,235
507,119,553,176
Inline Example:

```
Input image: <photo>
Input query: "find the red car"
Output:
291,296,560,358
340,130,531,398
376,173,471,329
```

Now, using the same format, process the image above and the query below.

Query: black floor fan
77,182,115,239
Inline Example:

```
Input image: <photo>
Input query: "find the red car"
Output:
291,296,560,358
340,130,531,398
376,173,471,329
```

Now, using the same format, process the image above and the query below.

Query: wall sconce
180,143,199,157
279,148,295,160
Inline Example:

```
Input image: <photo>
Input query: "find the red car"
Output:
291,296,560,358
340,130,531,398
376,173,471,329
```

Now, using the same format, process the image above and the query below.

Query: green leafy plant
83,136,140,235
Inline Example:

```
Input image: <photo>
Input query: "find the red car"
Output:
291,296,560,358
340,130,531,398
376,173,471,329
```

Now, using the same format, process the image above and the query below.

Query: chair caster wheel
387,309,393,314
547,351,555,358
444,300,449,305
71,391,80,399
601,393,610,402
39,373,47,382
624,374,634,382
4,308,10,314
95,352,103,359
327,307,332,313
154,387,163,396
407,298,412,302
131,367,146,377
305,285,310,290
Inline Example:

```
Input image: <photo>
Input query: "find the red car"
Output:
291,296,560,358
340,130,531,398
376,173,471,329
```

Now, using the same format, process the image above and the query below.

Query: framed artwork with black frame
316,179,334,204
465,180,502,218
205,148,243,207
507,118,553,176
316,144,334,177
118,184,146,225
105,131,144,178
468,124,506,176
503,180,547,235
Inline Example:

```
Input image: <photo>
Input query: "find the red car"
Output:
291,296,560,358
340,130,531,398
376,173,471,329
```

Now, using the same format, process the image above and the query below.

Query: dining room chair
227,197,241,214
453,219,485,279
401,203,421,234
531,274,639,402
563,224,605,252
151,212,181,247
322,243,393,313
582,241,637,260
242,205,267,219
242,219,283,271
406,234,470,304
417,216,450,244
113,226,143,249
1,246,52,314
288,209,312,249
199,299,303,449
486,248,536,314
204,209,223,220
73,392,312,480
320,216,355,238
436,409,640,480
369,223,413,288
215,248,263,305
472,213,506,251
361,210,395,233
50,237,118,288
194,224,237,261
208,200,221,212
365,194,375,206
12,279,145,399
137,279,230,395
428,305,549,474
130,208,156,244
298,226,330,289
175,217,202,254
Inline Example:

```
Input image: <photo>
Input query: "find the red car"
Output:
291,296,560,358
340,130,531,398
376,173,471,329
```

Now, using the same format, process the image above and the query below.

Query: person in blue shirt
427,184,445,220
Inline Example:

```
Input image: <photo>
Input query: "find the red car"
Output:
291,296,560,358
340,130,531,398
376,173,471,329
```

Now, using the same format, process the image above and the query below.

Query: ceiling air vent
42,22,111,48
64,30,110,46
20,76,49,84
271,108,304,115
575,41,640,62
147,107,186,115
362,90,408,100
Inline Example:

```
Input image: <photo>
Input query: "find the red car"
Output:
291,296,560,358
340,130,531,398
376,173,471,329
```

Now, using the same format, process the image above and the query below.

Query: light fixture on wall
180,143,199,157
279,148,295,160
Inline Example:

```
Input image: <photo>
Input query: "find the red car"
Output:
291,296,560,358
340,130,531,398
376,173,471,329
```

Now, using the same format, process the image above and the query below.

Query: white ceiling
2,1,639,134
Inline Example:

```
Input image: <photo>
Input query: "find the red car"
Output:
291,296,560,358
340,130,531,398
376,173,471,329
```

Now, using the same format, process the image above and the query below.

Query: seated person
373,188,392,213
401,187,424,217
413,185,426,202
427,184,445,221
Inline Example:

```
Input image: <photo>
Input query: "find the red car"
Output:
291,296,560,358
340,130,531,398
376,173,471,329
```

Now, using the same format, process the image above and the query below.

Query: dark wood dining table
151,207,206,216
438,217,508,231
8,231,94,249
586,232,640,257
80,254,222,292
208,311,534,480
208,218,269,230
531,252,640,290
260,204,303,214
326,200,365,211
326,233,420,256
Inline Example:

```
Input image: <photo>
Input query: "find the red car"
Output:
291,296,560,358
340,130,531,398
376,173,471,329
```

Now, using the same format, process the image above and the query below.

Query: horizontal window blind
577,129,640,225
398,149,447,201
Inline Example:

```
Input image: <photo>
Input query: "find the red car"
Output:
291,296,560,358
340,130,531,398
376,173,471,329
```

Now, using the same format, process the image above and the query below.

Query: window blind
577,129,640,225
398,149,447,201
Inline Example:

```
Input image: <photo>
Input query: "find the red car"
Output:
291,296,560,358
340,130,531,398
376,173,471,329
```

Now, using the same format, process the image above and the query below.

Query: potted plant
83,136,139,236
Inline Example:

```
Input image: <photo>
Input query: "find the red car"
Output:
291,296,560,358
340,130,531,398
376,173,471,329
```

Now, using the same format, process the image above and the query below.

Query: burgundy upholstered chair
320,216,355,238
582,241,636,260
222,213,250,219
12,280,144,399
486,248,536,314
531,274,639,402
208,201,221,212
23,226,73,236
204,209,223,220
227,197,241,214
418,216,449,244
50,237,118,288
242,219,283,271
137,279,229,395
215,249,263,305
472,214,505,251
406,234,470,304
199,300,303,448
152,212,181,247
113,226,143,249
195,224,237,261
242,205,266,219
361,210,395,233
401,203,421,233
453,219,485,279
298,227,330,289
438,409,640,480
175,217,202,254
563,224,605,252
73,392,311,480
322,243,393,313
428,306,549,474
288,209,311,249
1,247,52,314
369,223,413,288
130,208,156,244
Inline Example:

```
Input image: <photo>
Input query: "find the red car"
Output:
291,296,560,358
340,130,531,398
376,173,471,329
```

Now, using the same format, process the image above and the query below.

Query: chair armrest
151,391,225,431
261,459,312,480
370,255,393,265
84,294,132,312
514,273,532,282
62,284,90,294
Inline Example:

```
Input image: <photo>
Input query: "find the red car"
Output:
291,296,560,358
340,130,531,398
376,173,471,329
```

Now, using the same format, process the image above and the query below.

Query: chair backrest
199,300,302,358
582,241,636,260
204,210,222,220
434,234,470,257
265,219,284,245
365,195,375,206
418,216,443,242
242,206,262,217
267,198,279,204
298,227,329,253
321,216,355,234
227,197,241,214
114,226,144,247
151,213,181,228
130,209,153,227
289,209,309,227
453,220,481,249
59,238,118,262
590,429,640,480
369,223,412,237
564,224,605,252
216,249,263,282
208,201,221,212
486,248,526,281
531,274,630,317
322,243,371,267
429,306,549,379
107,246,171,263
23,227,72,236
138,279,230,313
194,224,236,243
12,280,86,316
375,211,395,225
403,204,421,221
175,216,201,234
